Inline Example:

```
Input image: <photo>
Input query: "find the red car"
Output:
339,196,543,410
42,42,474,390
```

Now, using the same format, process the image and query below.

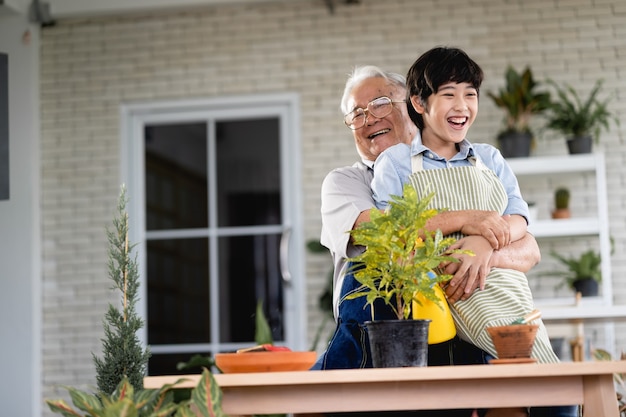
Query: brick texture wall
40,0,626,411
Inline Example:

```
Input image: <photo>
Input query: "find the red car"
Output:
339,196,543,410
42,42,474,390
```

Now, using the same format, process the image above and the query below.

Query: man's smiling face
348,77,415,161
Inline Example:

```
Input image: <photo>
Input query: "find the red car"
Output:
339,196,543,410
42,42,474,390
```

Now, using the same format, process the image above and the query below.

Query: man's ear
410,96,425,114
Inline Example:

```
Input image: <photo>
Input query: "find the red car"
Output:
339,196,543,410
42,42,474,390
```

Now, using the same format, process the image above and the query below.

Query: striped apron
409,154,558,363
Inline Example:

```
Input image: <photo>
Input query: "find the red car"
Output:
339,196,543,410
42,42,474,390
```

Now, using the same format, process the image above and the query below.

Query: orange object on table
215,350,317,373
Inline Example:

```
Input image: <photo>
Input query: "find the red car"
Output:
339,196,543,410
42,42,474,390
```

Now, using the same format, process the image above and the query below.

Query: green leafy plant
488,66,551,136
253,298,274,345
545,79,619,142
346,184,470,320
93,186,151,394
46,186,226,417
547,249,602,290
46,367,226,417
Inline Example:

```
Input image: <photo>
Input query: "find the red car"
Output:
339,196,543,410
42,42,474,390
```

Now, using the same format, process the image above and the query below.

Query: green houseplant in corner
46,186,227,416
545,79,619,154
345,184,469,367
546,249,602,297
488,66,551,158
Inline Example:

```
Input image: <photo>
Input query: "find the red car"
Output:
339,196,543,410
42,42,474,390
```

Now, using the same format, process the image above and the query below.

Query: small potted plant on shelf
551,187,571,219
546,249,602,297
544,79,619,154
487,66,551,158
345,184,469,368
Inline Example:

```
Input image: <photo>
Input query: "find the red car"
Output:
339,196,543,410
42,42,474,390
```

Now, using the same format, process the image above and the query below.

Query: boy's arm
370,143,412,210
356,208,515,251
425,209,511,250
443,232,540,303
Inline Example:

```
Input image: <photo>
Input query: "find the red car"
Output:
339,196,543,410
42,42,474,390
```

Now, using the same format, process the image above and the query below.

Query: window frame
120,93,306,355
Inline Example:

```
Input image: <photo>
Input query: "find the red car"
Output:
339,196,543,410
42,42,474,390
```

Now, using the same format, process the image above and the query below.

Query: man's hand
442,236,494,303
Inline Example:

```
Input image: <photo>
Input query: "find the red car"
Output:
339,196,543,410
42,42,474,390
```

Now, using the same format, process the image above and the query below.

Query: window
121,94,305,375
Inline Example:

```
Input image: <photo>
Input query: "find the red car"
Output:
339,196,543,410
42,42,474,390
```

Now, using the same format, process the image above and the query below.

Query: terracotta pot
486,324,539,359
551,208,571,219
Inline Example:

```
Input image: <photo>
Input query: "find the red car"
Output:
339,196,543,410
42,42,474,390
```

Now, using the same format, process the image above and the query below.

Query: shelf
506,152,618,356
528,218,599,237
507,153,599,175
538,304,626,323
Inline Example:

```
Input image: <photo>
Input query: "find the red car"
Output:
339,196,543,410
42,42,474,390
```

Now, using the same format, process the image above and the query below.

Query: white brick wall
40,0,626,412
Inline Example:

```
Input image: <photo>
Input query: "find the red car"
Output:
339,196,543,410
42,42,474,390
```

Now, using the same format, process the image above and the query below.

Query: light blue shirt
371,133,529,220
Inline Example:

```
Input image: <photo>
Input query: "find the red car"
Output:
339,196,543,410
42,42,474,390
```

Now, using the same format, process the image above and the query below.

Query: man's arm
490,232,541,272
320,164,375,259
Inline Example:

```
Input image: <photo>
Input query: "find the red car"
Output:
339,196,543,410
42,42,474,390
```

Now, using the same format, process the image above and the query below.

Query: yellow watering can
412,280,456,344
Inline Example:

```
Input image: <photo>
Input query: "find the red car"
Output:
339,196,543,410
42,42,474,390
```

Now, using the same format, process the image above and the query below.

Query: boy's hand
442,236,494,303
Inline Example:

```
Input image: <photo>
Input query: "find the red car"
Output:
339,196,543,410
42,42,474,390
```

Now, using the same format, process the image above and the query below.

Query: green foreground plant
46,186,226,416
346,184,470,320
93,186,151,394
46,367,226,417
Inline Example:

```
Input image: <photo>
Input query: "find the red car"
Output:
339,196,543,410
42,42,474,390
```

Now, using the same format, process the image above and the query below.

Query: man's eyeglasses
344,96,406,130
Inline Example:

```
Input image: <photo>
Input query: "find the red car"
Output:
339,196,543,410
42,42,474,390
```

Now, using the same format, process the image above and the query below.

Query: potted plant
488,66,551,158
547,249,602,297
545,79,619,154
46,187,227,416
47,368,226,417
345,184,469,367
551,187,571,219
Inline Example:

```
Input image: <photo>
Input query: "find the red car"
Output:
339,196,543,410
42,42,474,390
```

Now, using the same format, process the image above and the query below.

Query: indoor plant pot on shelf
487,66,551,158
545,249,602,297
545,79,619,154
551,187,571,219
345,184,469,368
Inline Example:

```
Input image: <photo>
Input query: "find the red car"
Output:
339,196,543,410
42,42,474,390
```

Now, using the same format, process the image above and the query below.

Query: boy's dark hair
406,46,484,129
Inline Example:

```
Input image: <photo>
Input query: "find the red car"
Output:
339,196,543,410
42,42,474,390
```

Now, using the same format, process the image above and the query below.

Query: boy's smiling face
411,81,478,158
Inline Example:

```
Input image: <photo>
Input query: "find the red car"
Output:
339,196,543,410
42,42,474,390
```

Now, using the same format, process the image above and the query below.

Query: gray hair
340,65,407,115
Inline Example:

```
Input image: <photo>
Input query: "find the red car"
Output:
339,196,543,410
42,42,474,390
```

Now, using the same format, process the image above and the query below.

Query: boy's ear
410,96,425,114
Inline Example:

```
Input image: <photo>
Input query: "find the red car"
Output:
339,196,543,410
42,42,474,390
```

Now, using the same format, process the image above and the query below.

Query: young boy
370,46,559,365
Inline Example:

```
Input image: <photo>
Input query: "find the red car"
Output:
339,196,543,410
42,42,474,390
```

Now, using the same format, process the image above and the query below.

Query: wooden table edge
144,361,626,389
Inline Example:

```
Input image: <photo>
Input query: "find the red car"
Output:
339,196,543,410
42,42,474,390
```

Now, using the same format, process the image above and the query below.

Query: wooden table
144,361,626,416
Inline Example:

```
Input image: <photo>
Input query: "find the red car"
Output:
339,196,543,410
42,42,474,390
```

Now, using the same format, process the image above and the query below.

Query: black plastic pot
566,135,593,154
572,277,599,297
365,319,430,368
497,131,532,158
